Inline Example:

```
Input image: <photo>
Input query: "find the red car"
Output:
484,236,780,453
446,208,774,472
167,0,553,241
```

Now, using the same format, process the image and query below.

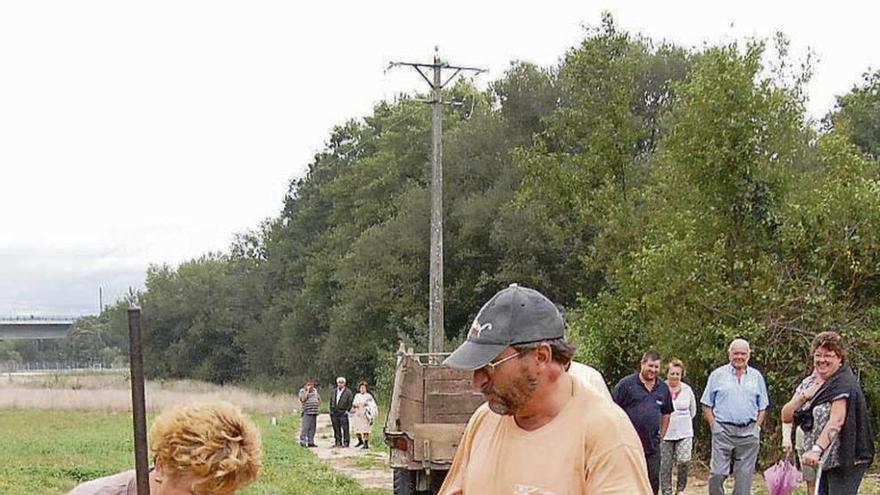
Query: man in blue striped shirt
701,338,769,495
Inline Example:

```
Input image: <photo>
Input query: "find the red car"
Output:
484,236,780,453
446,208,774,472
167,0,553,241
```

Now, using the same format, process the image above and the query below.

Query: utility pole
388,49,484,354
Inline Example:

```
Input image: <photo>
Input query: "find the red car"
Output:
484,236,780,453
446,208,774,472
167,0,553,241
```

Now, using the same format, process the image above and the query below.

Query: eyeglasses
813,352,838,359
482,351,523,375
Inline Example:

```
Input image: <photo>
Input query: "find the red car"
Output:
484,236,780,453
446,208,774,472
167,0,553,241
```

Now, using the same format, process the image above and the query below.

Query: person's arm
781,394,802,423
660,385,673,438
688,387,697,419
780,386,805,455
611,380,626,407
782,380,823,422
660,414,670,439
802,398,848,467
703,405,716,429
756,372,770,426
699,371,716,427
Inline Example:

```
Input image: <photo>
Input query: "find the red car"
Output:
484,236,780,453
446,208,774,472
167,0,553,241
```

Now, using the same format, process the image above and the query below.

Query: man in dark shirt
613,350,674,495
330,376,354,447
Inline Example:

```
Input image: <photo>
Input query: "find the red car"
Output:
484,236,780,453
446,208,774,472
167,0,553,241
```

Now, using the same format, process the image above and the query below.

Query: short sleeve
661,385,674,415
687,386,697,418
584,444,653,494
700,372,716,407
611,379,627,407
756,373,769,410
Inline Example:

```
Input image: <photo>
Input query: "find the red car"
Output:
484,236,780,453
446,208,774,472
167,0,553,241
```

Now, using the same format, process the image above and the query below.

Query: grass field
0,372,290,414
2,374,875,494
0,409,389,495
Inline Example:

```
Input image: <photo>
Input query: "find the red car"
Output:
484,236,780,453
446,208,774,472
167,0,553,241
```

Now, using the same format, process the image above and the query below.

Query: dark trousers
818,463,868,495
646,451,661,495
330,412,350,446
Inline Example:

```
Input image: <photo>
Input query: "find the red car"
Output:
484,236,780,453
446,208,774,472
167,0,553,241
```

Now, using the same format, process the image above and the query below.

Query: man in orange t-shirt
439,284,652,495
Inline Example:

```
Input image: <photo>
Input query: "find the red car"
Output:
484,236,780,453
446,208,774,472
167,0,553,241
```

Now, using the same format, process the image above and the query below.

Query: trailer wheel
393,469,447,495
393,469,417,495
428,470,447,493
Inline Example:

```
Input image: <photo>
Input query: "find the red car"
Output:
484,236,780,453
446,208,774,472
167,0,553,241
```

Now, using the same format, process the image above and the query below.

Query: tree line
14,14,878,453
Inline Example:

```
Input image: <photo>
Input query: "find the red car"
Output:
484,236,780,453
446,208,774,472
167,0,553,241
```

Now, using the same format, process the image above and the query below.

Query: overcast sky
1,1,878,316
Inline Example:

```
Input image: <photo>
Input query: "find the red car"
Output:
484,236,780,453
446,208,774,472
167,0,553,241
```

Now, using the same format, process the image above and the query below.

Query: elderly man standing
701,338,769,495
438,284,652,494
330,376,354,447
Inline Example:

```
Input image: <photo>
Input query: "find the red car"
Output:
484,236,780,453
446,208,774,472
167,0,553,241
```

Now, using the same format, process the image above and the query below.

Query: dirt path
312,413,392,491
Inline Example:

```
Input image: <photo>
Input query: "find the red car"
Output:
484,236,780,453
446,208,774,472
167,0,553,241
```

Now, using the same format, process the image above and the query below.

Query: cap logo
469,320,492,339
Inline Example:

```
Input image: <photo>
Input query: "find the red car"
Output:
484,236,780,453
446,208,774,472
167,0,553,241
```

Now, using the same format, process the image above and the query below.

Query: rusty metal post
128,308,150,494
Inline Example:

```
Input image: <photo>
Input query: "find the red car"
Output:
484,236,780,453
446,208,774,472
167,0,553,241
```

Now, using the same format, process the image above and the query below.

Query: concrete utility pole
388,49,484,354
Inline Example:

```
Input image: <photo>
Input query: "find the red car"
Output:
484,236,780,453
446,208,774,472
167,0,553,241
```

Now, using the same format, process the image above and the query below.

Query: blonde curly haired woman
68,401,262,495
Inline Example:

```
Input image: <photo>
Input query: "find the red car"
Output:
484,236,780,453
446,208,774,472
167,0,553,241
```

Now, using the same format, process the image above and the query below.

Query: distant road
3,368,127,376
0,319,74,340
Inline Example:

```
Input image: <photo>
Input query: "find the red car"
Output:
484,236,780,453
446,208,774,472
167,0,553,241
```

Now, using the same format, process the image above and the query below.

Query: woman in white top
660,358,697,495
351,381,377,449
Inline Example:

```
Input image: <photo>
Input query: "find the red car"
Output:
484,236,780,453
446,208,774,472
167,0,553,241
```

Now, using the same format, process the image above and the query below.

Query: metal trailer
384,350,484,495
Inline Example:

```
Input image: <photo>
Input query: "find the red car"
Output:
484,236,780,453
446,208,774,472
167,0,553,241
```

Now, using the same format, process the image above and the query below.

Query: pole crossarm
387,62,486,90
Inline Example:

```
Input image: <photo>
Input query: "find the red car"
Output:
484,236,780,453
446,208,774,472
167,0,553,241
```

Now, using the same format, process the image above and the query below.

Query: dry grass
0,371,294,415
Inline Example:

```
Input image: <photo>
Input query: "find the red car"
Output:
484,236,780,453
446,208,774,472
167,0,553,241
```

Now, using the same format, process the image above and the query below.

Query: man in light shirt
439,284,652,495
568,360,612,400
702,338,769,495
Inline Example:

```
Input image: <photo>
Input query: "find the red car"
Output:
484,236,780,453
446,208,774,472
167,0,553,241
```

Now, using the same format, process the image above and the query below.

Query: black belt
719,420,755,427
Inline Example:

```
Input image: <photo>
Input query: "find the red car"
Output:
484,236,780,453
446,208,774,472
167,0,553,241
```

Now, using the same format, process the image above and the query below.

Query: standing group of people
611,352,695,495
437,283,874,495
297,376,378,450
612,340,768,495
613,334,874,495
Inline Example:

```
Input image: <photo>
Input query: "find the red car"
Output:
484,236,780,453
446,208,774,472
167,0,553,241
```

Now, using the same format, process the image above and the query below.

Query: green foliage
140,255,256,383
572,39,880,459
826,69,880,158
515,14,692,297
0,341,22,366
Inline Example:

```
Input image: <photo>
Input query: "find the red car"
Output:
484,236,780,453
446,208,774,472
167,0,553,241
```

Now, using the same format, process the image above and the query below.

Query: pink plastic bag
764,459,802,495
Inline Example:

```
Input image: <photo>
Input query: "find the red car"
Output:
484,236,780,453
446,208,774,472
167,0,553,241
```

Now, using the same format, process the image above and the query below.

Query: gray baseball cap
443,284,565,370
